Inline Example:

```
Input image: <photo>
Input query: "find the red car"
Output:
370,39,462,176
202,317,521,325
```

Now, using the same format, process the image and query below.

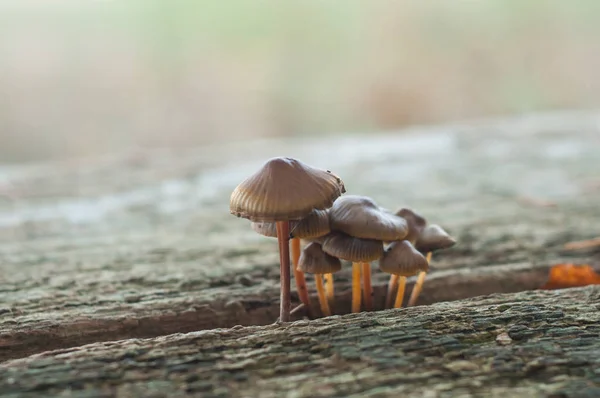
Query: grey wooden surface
1,112,599,396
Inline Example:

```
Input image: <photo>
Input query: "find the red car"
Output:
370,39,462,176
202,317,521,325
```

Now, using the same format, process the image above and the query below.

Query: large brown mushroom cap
415,224,456,253
321,231,383,262
379,240,429,276
230,157,345,222
251,209,331,239
329,195,408,241
298,242,342,274
395,208,427,244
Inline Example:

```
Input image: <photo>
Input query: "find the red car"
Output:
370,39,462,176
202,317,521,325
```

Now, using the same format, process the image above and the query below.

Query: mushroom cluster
230,157,456,322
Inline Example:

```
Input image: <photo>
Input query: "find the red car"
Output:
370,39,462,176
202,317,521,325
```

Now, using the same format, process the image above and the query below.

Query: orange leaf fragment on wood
540,263,600,290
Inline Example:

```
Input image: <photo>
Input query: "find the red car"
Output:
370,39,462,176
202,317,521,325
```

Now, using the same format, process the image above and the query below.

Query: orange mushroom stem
324,273,335,302
352,262,362,313
314,274,331,316
393,276,407,308
407,252,432,307
362,262,373,311
385,274,399,309
290,238,312,317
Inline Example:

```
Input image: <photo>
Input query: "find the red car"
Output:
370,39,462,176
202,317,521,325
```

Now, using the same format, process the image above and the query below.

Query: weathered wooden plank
1,286,599,397
1,112,599,368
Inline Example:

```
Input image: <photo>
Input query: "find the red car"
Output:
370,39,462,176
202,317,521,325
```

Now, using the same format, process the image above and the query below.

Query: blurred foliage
1,0,600,162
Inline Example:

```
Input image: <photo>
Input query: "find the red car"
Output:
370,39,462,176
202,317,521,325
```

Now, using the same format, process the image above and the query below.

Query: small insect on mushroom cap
298,242,342,274
230,157,345,222
379,240,429,276
329,195,408,241
415,224,456,253
394,208,427,244
321,231,384,263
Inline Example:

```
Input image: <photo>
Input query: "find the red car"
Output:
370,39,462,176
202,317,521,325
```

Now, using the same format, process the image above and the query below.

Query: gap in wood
273,262,552,320
0,262,556,363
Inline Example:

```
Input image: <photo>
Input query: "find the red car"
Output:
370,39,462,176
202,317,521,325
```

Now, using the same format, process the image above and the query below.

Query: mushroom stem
407,252,432,307
386,274,399,309
290,237,312,317
362,262,373,311
324,273,335,302
352,262,362,313
393,276,407,308
275,221,291,322
314,274,331,317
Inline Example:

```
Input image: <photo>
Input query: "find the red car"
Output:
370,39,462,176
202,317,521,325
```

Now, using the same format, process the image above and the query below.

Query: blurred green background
1,0,599,162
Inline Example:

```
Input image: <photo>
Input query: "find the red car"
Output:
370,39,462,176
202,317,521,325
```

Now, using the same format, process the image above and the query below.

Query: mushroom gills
322,232,383,314
380,240,429,309
297,242,342,317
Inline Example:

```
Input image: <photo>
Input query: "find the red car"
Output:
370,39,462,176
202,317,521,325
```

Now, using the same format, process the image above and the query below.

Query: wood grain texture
1,287,599,397
1,112,599,396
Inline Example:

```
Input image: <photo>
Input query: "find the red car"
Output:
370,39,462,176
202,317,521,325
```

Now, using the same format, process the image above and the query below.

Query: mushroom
414,224,456,253
297,242,342,317
301,234,336,303
329,195,407,311
250,209,330,317
379,240,429,308
395,208,427,243
330,196,409,241
321,231,384,313
407,224,456,306
230,157,345,322
384,208,427,308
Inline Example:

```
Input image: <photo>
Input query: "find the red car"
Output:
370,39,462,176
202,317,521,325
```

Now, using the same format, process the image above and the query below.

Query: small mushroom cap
321,231,384,262
379,240,429,276
415,224,456,253
394,208,427,244
250,221,277,238
251,209,330,239
290,209,330,239
329,195,408,241
297,242,342,274
230,157,345,222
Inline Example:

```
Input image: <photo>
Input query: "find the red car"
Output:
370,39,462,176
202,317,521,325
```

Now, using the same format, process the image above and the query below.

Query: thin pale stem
290,304,304,315
290,238,312,317
386,274,399,309
407,252,432,307
352,262,362,313
362,262,373,311
315,274,331,317
394,276,407,308
275,221,291,322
